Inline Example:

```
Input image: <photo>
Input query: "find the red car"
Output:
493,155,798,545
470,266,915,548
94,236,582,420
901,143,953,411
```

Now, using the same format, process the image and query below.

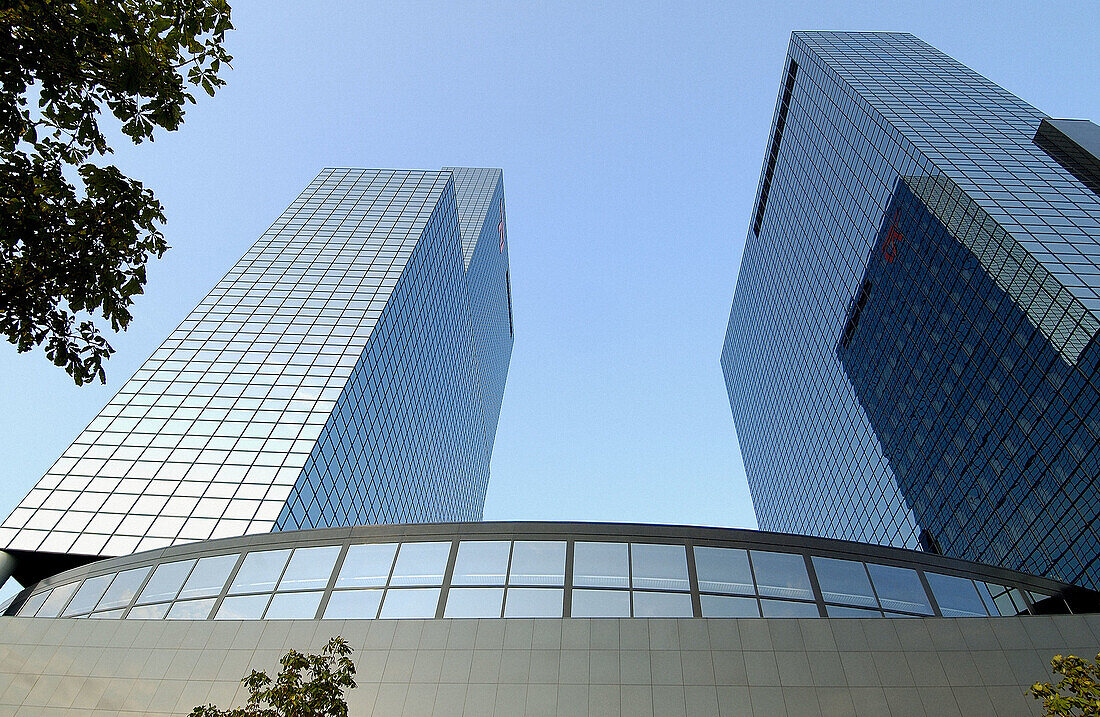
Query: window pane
750,551,813,600
128,603,170,620
866,564,932,614
323,589,383,619
573,542,629,588
62,574,113,616
166,598,216,620
37,582,79,618
452,542,510,586
571,589,630,617
508,541,565,586
379,588,440,619
17,591,49,617
504,588,563,618
813,557,876,608
278,546,340,592
701,594,759,617
694,546,754,595
444,587,504,618
759,599,819,617
178,554,238,599
137,560,195,605
336,543,397,588
228,549,292,595
925,573,987,617
216,594,270,620
826,605,882,618
631,544,689,591
89,609,124,619
389,542,450,587
97,567,151,611
265,591,324,619
633,591,693,617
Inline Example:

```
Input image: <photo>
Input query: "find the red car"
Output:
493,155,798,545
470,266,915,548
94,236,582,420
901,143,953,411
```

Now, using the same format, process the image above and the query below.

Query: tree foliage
190,637,358,717
1031,652,1100,717
0,0,232,384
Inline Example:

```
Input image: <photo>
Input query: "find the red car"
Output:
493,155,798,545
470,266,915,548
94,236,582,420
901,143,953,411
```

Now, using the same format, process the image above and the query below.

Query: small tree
190,636,357,717
1030,652,1100,717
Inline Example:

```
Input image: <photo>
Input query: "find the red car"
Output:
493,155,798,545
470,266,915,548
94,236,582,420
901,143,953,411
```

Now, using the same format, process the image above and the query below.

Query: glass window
137,560,195,605
127,603,170,620
444,587,504,618
508,541,565,586
166,598,216,620
826,605,882,618
17,591,49,617
694,546,754,595
335,543,397,588
750,551,813,600
389,542,450,587
178,554,238,600
265,591,324,619
925,573,988,617
759,599,819,617
62,574,114,616
216,594,270,620
571,589,630,617
632,590,693,617
573,542,629,588
89,609,124,619
277,546,340,592
323,590,383,619
378,588,440,619
701,594,759,617
97,567,151,611
504,588,563,618
867,564,932,614
631,543,689,591
36,582,79,618
451,542,510,586
813,557,876,608
228,549,292,595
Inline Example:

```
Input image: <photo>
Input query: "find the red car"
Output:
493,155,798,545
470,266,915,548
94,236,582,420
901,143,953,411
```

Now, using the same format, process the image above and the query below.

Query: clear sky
2,1,1099,569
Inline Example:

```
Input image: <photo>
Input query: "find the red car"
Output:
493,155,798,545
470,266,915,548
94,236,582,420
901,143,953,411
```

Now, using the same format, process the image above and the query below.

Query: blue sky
2,0,1099,561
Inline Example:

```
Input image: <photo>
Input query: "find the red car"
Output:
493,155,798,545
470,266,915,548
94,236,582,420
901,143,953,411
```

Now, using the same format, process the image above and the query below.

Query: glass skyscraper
0,167,513,582
722,32,1100,590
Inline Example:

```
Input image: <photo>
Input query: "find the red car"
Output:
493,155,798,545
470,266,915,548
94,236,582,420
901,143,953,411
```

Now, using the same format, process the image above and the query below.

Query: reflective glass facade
723,32,1100,589
0,168,513,568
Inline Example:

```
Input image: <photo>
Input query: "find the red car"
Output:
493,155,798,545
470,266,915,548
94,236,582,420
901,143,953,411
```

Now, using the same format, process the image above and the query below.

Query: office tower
722,32,1100,589
0,167,513,583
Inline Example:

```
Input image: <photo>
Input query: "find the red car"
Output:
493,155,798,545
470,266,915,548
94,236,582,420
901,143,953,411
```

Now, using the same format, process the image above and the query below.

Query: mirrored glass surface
278,546,340,592
97,567,152,611
700,594,759,617
508,541,565,586
62,574,113,616
759,599,819,617
323,589,383,619
137,560,195,605
452,542,510,586
127,603,170,620
178,554,238,600
36,582,79,618
216,594,270,620
265,591,324,619
826,604,882,617
444,587,503,618
389,542,450,587
631,543,689,591
504,588,563,618
89,609,124,619
813,557,876,608
17,591,49,617
166,598,216,620
750,551,813,600
378,588,440,619
573,542,629,588
335,543,397,588
694,546,754,595
925,573,988,617
571,589,630,617
229,549,292,595
632,590,693,617
866,563,932,614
